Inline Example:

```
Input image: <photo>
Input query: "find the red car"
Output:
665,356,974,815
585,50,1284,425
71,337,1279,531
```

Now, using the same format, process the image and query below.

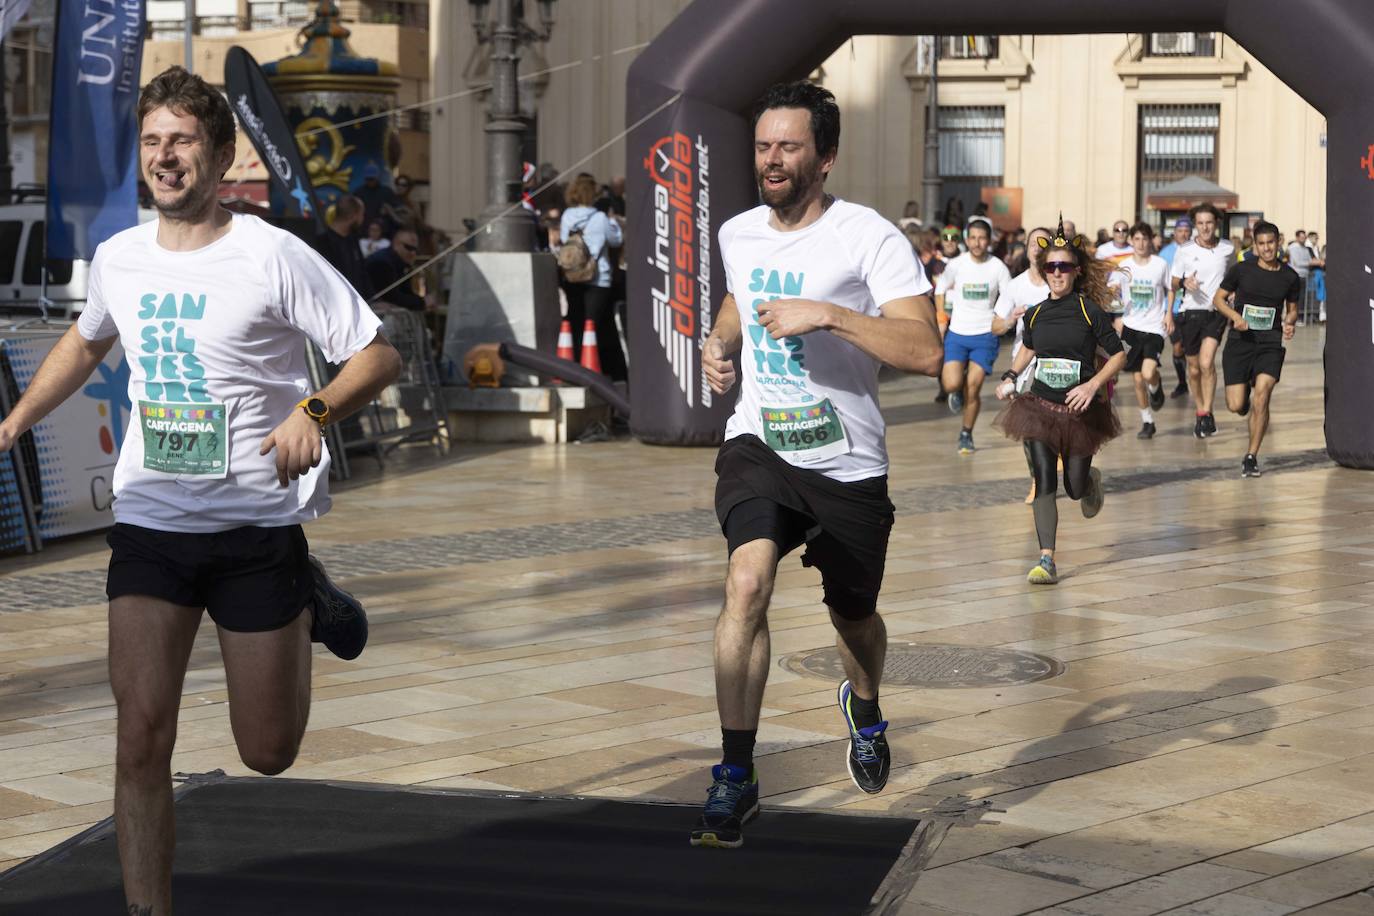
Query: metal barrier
306,306,450,481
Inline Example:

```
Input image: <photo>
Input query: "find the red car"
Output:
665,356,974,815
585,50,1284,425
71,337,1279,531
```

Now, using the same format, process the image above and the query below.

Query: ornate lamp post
468,0,555,252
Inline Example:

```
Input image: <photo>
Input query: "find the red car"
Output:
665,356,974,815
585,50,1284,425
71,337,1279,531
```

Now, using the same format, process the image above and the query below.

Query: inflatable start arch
625,0,1374,468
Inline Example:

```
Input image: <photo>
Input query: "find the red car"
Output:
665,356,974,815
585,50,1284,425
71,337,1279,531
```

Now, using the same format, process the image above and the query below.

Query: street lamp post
922,37,941,228
469,0,554,252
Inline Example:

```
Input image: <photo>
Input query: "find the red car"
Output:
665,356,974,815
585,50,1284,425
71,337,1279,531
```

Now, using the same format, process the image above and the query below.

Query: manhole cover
781,642,1063,689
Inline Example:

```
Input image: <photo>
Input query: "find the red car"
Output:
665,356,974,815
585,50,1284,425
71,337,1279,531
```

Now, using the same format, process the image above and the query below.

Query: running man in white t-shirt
0,69,401,913
1095,219,1134,268
1169,203,1235,438
935,219,1012,454
694,82,941,849
1116,223,1173,439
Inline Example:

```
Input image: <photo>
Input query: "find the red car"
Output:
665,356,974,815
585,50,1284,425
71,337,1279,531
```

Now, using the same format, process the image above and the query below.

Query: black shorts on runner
715,434,894,620
1222,337,1285,386
1176,309,1228,356
106,523,314,632
1121,327,1165,374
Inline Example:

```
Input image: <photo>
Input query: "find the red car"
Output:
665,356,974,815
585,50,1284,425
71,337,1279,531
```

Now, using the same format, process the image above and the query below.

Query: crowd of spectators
313,169,442,315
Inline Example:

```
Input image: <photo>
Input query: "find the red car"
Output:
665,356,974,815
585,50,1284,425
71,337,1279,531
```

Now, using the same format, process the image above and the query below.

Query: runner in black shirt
994,220,1126,585
1213,220,1300,477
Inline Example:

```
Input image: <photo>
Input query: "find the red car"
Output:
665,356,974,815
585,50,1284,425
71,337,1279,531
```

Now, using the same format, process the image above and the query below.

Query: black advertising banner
224,46,324,231
626,95,752,446
627,0,1374,466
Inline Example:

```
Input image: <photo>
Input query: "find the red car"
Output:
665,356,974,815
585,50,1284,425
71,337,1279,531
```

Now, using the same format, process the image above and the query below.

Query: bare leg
110,596,203,915
831,609,887,701
217,608,313,776
962,364,987,430
1223,382,1248,414
714,539,778,730
940,360,965,398
1186,353,1203,410
1248,375,1277,456
1197,336,1220,414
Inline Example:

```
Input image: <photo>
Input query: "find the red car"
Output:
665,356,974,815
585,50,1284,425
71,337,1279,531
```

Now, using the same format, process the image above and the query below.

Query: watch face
307,398,328,417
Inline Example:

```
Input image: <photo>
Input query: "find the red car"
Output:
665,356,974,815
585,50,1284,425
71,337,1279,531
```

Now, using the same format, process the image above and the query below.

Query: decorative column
261,1,401,214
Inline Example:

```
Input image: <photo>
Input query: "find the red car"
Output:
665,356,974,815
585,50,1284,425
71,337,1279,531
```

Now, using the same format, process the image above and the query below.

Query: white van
0,200,156,317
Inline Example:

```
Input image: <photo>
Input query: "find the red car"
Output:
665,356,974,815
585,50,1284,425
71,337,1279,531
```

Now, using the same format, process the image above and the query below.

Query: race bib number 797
138,401,228,478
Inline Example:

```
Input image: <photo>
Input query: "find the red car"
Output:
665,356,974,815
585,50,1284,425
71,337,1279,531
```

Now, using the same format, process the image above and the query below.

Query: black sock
1173,356,1188,385
721,728,756,771
961,427,971,435
848,690,882,729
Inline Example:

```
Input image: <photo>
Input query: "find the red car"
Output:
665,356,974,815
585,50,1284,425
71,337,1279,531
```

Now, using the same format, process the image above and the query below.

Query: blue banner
46,0,146,261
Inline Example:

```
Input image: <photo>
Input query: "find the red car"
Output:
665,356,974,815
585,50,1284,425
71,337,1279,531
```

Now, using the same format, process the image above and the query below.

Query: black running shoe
1242,454,1262,478
1193,416,1205,439
1149,386,1165,411
1170,382,1189,400
838,680,890,794
307,555,368,660
934,390,948,403
690,764,759,848
1137,422,1156,440
1237,388,1251,418
1201,413,1218,437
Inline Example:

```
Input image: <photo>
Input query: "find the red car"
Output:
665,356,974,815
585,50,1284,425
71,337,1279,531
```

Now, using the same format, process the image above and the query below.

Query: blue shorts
943,331,999,374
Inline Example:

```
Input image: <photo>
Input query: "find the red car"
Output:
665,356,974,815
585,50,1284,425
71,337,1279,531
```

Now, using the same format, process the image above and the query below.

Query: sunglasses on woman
941,232,961,241
1042,261,1078,275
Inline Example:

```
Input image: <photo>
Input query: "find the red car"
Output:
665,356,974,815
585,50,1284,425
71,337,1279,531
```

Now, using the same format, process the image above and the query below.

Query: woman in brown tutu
994,219,1126,584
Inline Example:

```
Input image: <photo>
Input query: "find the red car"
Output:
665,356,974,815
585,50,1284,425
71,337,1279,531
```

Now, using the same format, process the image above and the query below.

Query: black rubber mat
0,775,926,915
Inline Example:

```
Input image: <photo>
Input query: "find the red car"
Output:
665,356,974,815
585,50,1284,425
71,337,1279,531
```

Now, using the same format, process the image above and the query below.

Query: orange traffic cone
553,319,575,384
579,319,602,374
556,320,575,362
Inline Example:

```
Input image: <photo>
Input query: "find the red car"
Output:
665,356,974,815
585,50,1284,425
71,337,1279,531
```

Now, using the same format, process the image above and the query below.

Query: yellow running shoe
1027,556,1058,585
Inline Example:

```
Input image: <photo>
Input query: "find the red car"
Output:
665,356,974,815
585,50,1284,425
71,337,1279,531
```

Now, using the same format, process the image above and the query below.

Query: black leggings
1028,440,1093,551
1027,439,1093,499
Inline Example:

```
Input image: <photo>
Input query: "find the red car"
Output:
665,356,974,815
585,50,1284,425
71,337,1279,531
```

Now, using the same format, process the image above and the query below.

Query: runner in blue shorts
935,218,1012,453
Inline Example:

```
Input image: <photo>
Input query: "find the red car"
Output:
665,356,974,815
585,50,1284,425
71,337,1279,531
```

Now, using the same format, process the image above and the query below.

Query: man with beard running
694,81,942,848
0,68,402,913
1212,221,1301,477
1170,203,1234,438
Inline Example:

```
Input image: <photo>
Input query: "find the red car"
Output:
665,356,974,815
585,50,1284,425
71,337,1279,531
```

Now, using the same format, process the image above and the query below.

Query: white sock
1141,408,1154,423
1148,382,1160,394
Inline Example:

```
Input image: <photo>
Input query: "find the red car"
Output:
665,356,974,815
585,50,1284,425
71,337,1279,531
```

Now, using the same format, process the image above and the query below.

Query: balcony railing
1144,32,1218,57
939,35,998,61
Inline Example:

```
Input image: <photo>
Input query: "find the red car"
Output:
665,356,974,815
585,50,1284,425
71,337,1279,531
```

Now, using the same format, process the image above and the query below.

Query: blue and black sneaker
307,555,368,660
690,764,759,848
838,679,890,794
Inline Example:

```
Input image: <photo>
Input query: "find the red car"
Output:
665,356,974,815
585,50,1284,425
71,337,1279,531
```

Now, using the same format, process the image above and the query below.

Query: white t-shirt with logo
77,214,383,533
992,269,1047,362
1096,241,1133,265
720,200,930,482
1119,254,1171,336
1170,239,1236,312
936,253,1012,336
993,269,1047,391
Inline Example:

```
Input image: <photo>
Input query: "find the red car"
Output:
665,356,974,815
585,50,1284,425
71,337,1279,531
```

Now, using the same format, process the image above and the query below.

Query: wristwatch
297,396,330,429
1001,369,1019,382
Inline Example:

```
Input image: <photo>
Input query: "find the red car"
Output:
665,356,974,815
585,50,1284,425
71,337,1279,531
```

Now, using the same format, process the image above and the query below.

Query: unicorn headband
1037,213,1085,250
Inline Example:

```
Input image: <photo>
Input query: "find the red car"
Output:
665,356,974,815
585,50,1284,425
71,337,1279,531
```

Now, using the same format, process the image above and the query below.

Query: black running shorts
1222,337,1285,387
1176,309,1227,356
715,434,894,620
1121,327,1165,374
106,523,314,632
